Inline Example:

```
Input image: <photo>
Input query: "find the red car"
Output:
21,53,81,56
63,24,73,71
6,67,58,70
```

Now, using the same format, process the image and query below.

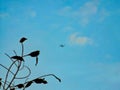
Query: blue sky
0,0,120,90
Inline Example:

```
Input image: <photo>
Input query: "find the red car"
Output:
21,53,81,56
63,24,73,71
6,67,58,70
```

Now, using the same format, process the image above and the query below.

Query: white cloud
27,9,37,18
98,9,110,22
58,0,109,26
63,26,74,32
0,13,9,18
69,32,93,46
105,54,112,59
30,11,37,17
78,0,98,26
58,6,73,16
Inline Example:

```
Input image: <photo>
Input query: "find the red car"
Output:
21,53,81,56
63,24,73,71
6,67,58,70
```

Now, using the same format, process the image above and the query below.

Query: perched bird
59,44,65,47
19,37,27,43
11,56,24,62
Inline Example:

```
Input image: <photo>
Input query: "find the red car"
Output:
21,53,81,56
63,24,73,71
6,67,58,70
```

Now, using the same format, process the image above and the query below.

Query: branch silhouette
0,37,61,90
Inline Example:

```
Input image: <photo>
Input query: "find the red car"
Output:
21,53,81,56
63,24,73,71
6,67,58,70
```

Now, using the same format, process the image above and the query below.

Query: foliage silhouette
24,81,33,88
11,56,24,62
0,37,61,90
23,50,40,66
19,37,27,43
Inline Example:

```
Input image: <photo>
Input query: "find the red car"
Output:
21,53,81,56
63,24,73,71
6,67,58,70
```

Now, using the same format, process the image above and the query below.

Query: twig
0,64,15,76
3,61,17,90
38,74,61,82
5,61,22,90
13,50,17,56
0,64,31,80
5,53,18,67
21,43,24,57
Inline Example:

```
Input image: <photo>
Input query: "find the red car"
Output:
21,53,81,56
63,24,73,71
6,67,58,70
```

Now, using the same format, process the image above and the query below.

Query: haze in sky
0,0,120,90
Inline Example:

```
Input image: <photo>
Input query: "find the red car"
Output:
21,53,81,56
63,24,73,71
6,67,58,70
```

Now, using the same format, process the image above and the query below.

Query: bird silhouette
59,44,65,47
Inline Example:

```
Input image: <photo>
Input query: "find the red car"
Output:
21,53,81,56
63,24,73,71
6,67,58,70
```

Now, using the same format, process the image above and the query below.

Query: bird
19,37,27,43
59,44,65,47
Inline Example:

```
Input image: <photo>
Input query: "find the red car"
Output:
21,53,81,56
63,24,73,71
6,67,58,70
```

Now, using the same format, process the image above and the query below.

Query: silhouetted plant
0,37,61,90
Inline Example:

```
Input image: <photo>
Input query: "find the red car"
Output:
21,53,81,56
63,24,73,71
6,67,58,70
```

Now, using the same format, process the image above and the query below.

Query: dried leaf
20,37,27,43
35,57,38,66
25,81,33,88
33,78,47,84
11,56,24,62
16,84,24,88
42,80,48,84
28,50,40,57
0,82,2,89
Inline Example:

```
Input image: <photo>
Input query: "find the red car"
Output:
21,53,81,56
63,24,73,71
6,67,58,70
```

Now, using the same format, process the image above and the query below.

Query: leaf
42,80,48,84
33,78,43,84
25,81,33,88
11,56,24,62
16,84,24,88
20,37,27,43
0,78,2,88
33,78,47,84
28,50,40,57
35,57,38,66
0,82,2,89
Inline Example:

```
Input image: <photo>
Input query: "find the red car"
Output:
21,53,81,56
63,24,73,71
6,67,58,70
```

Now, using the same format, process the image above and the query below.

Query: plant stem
0,64,15,76
38,74,61,82
3,61,17,90
5,61,22,90
21,43,24,57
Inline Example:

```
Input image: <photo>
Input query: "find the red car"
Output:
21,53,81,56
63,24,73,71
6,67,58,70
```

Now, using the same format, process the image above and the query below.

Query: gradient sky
0,0,120,90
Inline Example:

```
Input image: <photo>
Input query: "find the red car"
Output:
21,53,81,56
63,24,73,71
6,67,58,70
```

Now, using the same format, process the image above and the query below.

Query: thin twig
3,61,17,90
24,74,61,85
21,43,24,57
0,64,31,80
5,53,18,67
13,50,17,56
5,61,22,90
0,64,15,76
38,74,61,82
15,65,31,79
